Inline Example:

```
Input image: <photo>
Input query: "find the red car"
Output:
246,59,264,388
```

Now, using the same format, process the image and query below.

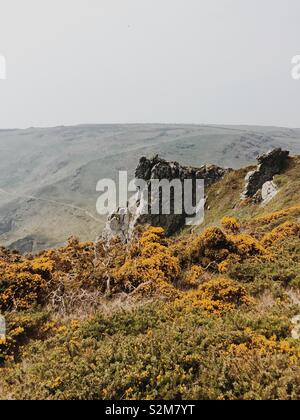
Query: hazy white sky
0,0,299,128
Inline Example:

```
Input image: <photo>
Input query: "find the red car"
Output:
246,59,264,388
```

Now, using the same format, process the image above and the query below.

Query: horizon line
1,122,300,131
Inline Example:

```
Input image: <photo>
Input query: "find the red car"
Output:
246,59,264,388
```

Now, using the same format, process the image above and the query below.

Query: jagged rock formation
242,148,289,201
135,155,227,186
103,156,228,241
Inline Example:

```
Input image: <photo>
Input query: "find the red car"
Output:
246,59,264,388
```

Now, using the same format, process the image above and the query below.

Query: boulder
242,148,289,199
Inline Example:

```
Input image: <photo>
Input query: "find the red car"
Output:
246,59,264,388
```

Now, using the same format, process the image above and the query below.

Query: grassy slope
203,156,300,228
1,124,300,252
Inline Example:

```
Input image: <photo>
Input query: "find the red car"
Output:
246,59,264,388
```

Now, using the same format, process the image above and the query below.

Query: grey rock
103,208,131,242
103,156,228,241
242,148,289,199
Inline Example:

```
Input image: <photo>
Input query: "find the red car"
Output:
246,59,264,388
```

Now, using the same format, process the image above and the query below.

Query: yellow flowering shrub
183,225,269,274
0,265,48,311
0,312,49,365
172,277,253,315
0,237,103,311
221,216,240,234
112,227,180,299
252,205,300,224
227,328,300,364
184,265,205,288
218,254,241,274
199,277,253,307
262,221,300,247
186,227,232,266
229,234,268,258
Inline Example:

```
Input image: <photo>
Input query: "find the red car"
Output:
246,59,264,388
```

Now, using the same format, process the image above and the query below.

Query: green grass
1,297,300,400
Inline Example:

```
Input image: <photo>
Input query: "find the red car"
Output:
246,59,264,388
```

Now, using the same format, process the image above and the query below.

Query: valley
0,124,300,252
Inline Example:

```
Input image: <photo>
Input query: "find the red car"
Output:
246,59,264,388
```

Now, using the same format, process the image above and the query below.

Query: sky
0,0,299,129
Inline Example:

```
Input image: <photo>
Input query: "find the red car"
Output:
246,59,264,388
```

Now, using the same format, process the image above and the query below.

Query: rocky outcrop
242,148,289,200
135,155,226,185
261,181,279,205
103,156,228,241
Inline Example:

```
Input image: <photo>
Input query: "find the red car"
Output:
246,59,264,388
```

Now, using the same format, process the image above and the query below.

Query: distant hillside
1,154,300,400
0,124,300,252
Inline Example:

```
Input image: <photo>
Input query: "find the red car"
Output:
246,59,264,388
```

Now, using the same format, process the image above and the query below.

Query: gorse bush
183,265,206,288
221,216,240,234
262,220,300,247
0,237,100,312
253,205,300,225
0,259,48,311
171,277,253,315
179,222,270,276
229,234,268,258
112,227,180,299
0,311,49,365
1,300,300,400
